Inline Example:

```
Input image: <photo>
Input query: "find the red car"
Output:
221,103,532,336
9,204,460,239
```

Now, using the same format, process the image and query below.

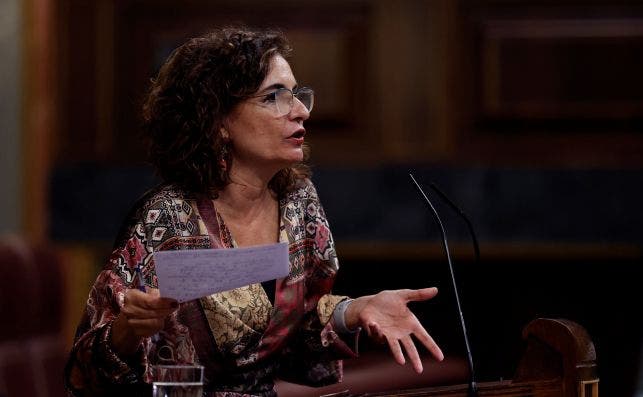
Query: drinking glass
152,365,204,397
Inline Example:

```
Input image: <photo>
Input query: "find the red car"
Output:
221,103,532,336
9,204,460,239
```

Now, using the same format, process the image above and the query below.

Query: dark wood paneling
479,18,643,119
455,1,643,167
56,0,643,167
56,1,98,163
112,0,373,163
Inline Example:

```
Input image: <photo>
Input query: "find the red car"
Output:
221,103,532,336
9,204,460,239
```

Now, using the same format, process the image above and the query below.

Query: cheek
254,118,286,139
228,113,286,148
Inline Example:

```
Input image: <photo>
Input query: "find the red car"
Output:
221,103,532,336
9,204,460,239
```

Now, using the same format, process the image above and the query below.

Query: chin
279,159,303,169
282,149,305,164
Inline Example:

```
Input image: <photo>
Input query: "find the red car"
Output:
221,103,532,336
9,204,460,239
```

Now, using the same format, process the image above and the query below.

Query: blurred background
1,0,642,396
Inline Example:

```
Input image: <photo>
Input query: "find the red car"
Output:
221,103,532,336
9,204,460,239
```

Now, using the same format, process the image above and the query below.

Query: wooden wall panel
111,1,374,164
22,0,59,241
479,18,643,119
455,1,643,167
53,0,643,168
56,0,463,166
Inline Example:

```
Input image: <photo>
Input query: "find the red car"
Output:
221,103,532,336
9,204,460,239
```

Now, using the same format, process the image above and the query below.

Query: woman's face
223,55,310,176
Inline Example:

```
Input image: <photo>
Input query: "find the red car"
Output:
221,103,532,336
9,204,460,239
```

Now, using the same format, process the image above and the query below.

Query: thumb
402,287,438,302
147,287,161,297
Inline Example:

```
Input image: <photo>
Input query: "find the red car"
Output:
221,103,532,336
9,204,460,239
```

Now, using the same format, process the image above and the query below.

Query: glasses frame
247,86,314,116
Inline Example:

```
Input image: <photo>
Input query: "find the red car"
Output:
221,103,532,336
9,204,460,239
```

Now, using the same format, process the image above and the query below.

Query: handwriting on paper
153,243,289,302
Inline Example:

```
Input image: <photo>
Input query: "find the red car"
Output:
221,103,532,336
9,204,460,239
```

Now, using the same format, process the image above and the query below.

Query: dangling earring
219,125,231,172
219,143,229,170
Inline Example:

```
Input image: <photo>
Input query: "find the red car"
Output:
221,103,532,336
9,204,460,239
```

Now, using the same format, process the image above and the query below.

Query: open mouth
288,129,306,139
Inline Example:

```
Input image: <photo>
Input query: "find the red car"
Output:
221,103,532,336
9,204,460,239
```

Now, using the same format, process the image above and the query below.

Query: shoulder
127,183,197,218
284,177,320,204
282,177,329,222
284,178,333,228
135,183,192,209
113,184,192,246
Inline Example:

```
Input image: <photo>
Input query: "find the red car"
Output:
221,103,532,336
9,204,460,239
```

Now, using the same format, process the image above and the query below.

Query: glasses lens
275,89,292,116
296,89,314,112
273,88,314,115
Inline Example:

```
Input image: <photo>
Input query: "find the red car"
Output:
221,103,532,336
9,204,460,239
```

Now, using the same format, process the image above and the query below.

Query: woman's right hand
111,288,178,356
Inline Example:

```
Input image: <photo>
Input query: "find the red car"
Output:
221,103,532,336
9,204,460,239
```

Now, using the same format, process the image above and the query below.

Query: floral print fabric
64,179,357,396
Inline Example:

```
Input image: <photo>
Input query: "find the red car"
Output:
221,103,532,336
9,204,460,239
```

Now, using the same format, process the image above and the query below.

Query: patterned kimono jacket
64,178,358,396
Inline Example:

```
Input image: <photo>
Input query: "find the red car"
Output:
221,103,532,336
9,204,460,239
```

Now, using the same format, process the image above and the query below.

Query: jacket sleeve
276,180,359,387
64,211,156,396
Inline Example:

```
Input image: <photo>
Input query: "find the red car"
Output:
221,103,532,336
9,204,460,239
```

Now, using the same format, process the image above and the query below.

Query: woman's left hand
345,288,444,373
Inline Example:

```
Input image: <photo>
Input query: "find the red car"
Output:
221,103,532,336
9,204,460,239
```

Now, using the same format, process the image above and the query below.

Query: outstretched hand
345,288,443,373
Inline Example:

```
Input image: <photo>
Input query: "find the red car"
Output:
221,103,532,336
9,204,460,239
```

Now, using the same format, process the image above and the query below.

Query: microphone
409,173,478,397
428,182,480,267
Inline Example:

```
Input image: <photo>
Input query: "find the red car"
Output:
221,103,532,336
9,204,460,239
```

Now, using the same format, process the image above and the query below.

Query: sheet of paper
154,242,289,302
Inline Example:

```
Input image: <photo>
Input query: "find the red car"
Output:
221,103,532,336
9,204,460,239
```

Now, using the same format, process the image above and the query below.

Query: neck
214,165,281,247
215,163,277,214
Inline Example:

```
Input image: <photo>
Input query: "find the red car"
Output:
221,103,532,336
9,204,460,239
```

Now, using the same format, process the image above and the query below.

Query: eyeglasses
249,87,314,116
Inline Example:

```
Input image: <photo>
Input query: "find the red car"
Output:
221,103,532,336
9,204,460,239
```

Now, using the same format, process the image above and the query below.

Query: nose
288,97,310,121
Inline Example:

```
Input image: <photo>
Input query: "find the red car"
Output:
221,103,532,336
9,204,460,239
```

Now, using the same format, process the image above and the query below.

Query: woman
64,27,443,396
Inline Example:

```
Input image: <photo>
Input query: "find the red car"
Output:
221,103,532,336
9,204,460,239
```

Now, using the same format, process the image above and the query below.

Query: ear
220,126,230,141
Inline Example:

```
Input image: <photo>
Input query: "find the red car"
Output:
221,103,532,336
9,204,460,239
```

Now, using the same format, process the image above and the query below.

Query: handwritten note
153,243,289,302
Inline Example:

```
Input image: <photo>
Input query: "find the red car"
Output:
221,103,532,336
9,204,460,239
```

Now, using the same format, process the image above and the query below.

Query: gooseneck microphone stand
409,173,478,397
429,182,480,267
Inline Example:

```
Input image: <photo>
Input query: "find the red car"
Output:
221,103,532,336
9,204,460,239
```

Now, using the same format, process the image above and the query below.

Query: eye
262,91,278,103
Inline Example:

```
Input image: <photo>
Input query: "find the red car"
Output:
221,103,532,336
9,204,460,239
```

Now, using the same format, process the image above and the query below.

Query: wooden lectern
359,318,598,397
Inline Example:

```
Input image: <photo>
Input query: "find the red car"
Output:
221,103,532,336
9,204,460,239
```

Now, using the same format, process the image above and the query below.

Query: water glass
152,365,204,397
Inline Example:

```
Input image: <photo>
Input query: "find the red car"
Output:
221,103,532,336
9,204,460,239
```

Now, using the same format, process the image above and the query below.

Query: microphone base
467,381,479,397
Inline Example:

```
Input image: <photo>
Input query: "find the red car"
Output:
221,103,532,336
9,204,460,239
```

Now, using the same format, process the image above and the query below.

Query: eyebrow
257,82,299,94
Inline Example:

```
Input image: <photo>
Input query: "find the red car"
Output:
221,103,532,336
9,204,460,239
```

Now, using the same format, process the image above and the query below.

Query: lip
286,128,306,144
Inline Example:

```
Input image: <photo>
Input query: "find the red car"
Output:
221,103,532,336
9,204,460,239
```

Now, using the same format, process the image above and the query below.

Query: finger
148,288,179,305
401,336,423,373
121,303,175,321
415,326,444,362
368,323,386,344
365,322,374,338
386,337,406,366
122,291,177,320
157,297,180,309
130,307,174,319
145,288,178,307
368,322,382,338
147,287,161,297
126,289,178,310
401,288,438,303
143,296,178,310
122,305,176,321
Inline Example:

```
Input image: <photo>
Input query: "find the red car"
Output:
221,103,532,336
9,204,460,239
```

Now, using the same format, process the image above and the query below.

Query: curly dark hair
142,27,311,197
